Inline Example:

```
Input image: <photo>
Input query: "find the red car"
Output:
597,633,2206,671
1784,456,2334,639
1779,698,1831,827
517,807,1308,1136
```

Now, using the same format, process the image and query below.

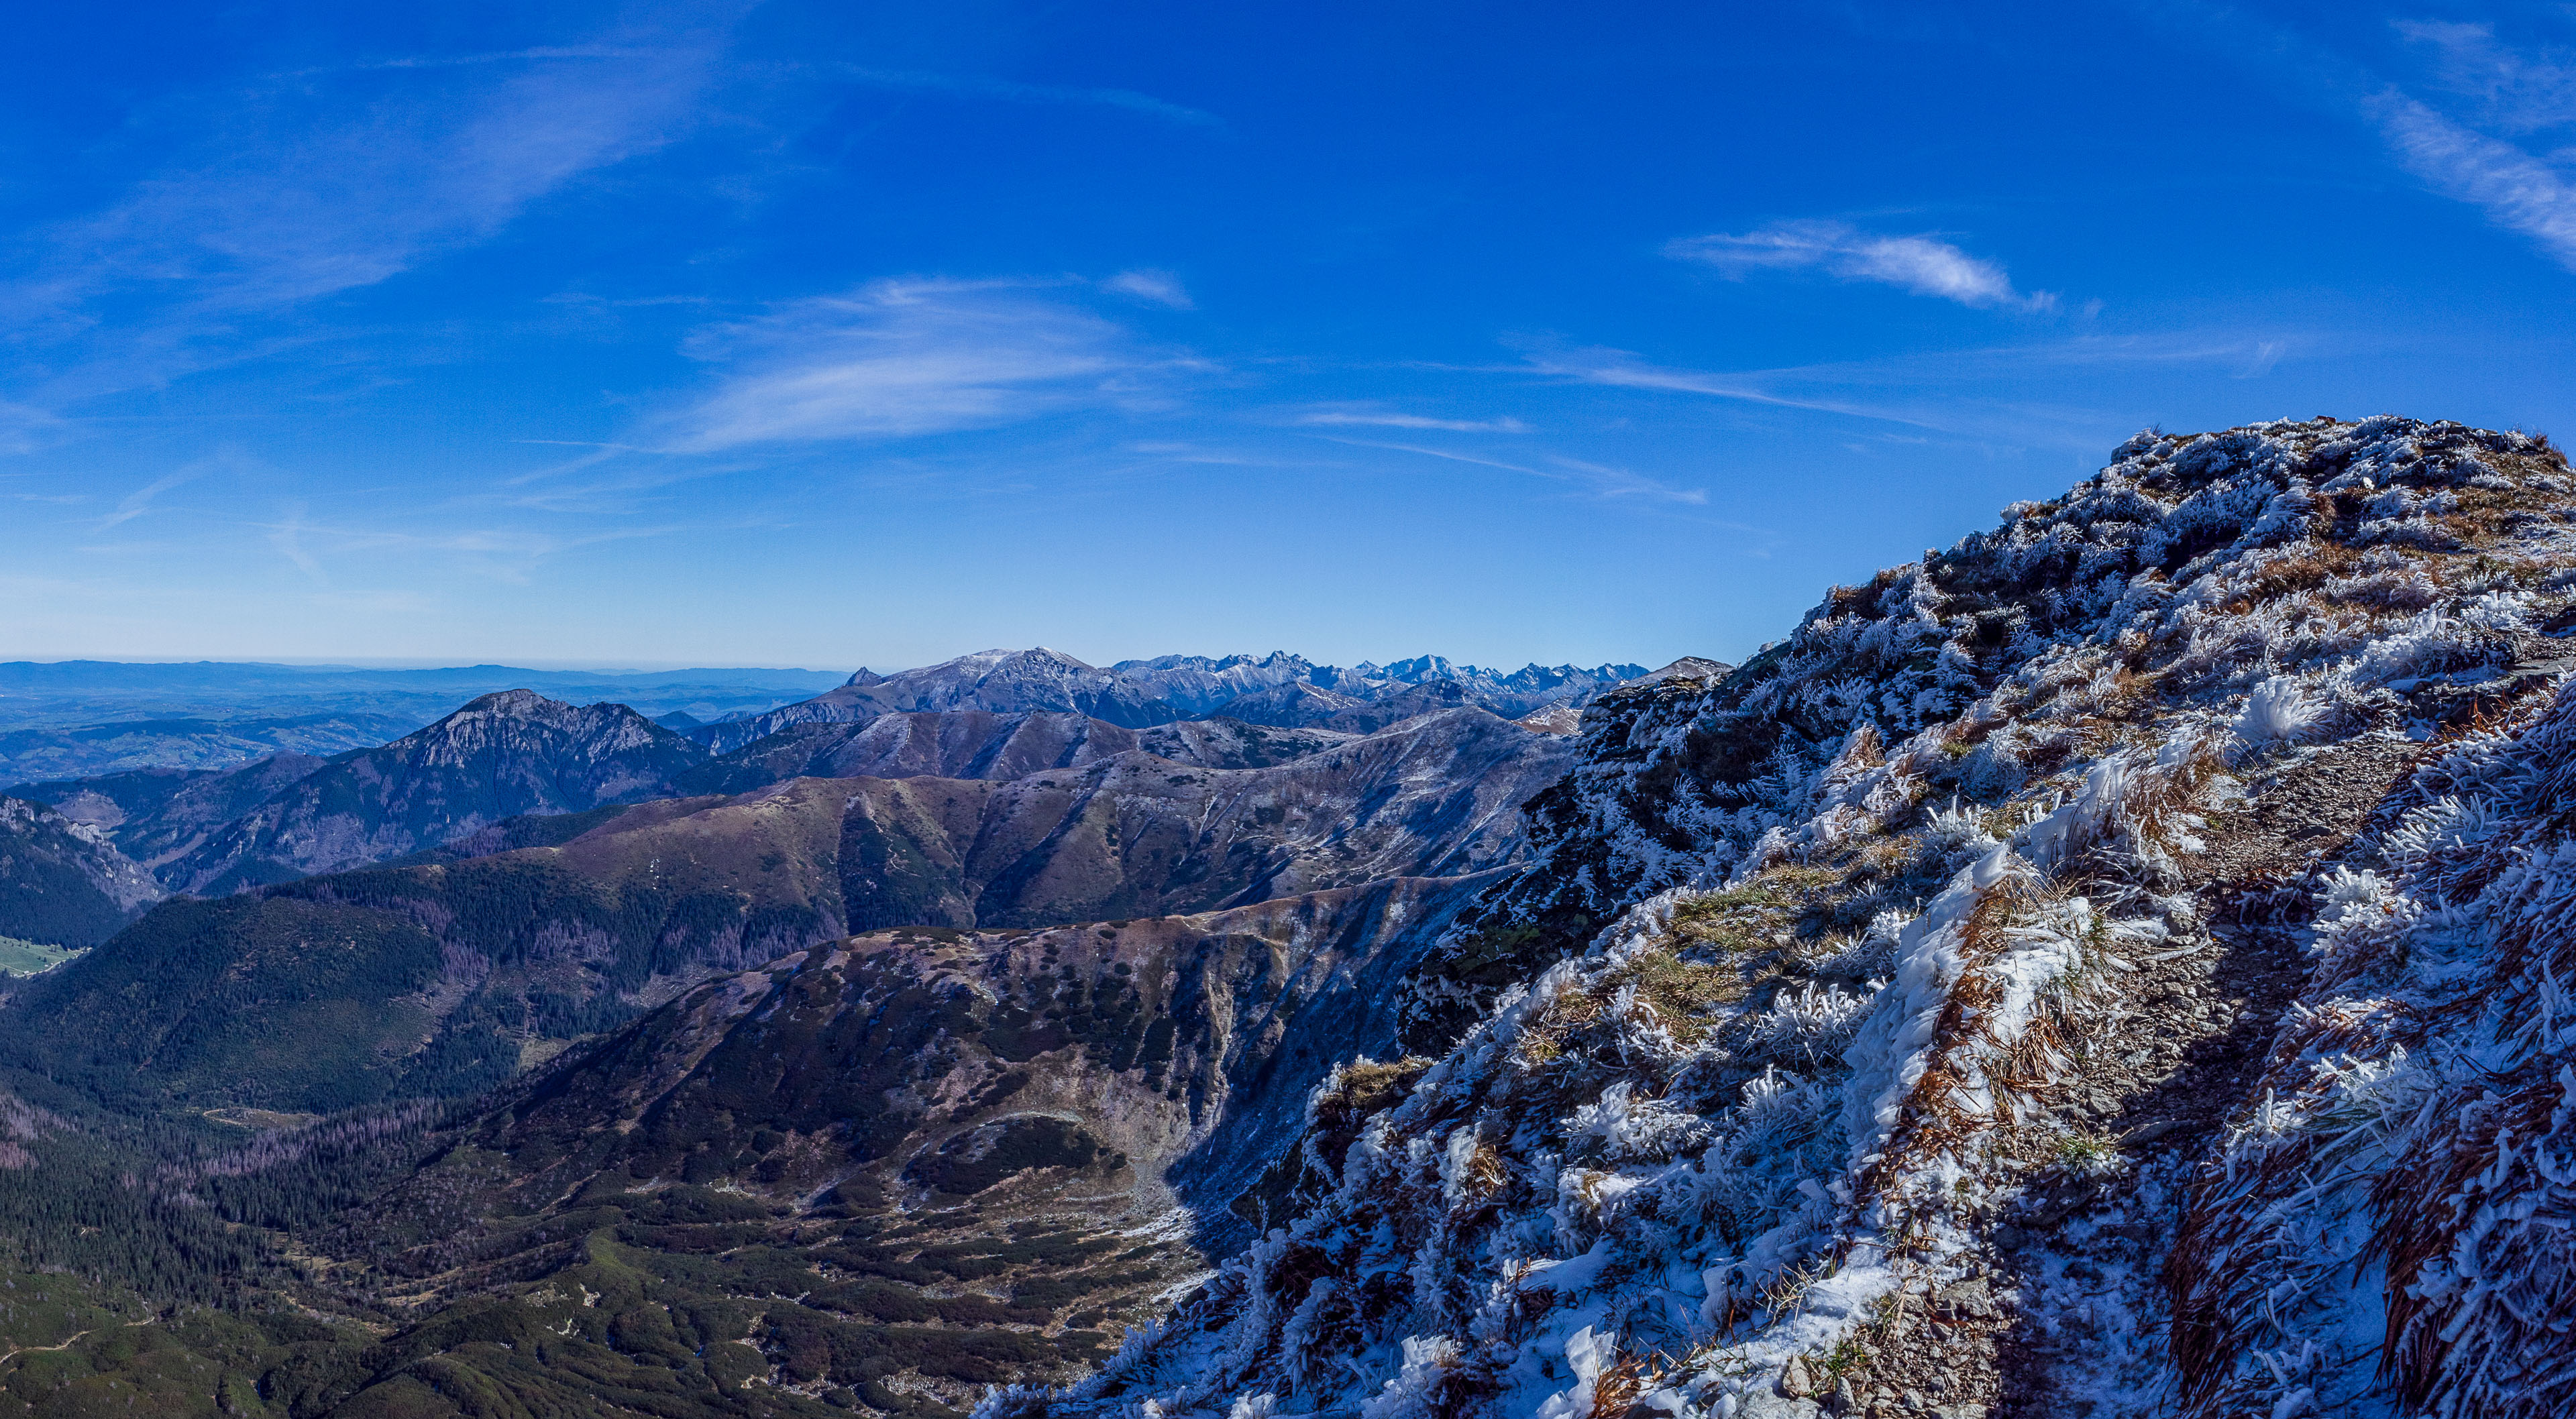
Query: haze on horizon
6,1,2575,673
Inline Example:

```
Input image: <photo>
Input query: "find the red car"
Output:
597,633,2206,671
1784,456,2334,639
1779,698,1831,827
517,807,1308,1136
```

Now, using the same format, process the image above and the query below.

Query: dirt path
0,1314,160,1369
1981,732,2422,1419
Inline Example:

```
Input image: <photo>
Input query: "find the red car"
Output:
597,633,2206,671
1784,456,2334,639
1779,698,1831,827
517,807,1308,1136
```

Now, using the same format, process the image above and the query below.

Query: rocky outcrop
20,753,329,882
0,795,162,947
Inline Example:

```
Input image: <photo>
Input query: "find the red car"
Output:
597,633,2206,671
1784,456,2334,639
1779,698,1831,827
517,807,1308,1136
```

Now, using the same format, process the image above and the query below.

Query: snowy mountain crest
993,416,2576,1418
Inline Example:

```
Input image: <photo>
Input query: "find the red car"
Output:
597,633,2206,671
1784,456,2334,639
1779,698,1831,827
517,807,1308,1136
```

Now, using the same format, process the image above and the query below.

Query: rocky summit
3,417,2574,1419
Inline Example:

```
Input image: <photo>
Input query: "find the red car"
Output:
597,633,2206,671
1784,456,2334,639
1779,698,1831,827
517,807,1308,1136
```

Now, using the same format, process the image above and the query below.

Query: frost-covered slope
1001,416,2576,1418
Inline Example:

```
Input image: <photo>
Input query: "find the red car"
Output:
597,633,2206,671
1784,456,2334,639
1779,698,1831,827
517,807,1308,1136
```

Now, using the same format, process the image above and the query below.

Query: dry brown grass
2241,541,2365,601
1309,1058,1431,1131
1850,879,2055,1199
1456,1141,1509,1208
1756,1257,1831,1318
1599,949,1745,1044
1589,1348,1652,1417
1515,986,1605,1066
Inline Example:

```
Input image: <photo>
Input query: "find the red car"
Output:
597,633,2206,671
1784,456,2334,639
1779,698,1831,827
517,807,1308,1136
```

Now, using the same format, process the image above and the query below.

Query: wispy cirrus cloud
1318,436,1705,505
833,65,1218,127
1512,328,2308,451
1295,406,1529,433
1521,344,1948,427
2186,13,2576,275
249,510,683,584
2371,23,2576,271
97,467,205,531
1667,219,2056,310
665,279,1205,451
0,16,735,422
322,46,667,73
1103,269,1195,308
2393,20,2576,135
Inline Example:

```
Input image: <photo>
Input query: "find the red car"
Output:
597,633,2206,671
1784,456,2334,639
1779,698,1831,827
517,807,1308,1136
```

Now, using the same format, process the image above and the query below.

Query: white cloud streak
245,512,682,584
1296,407,1529,433
2393,21,2576,136
833,66,1218,127
1667,219,2055,310
1103,269,1195,308
667,279,1200,450
270,506,323,579
1522,345,1949,428
0,16,731,418
97,467,204,530
2372,89,2576,270
1320,437,1705,504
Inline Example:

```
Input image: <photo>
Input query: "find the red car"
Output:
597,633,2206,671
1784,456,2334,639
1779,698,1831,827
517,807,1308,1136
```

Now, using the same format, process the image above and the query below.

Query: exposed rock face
0,795,162,946
1018,418,2576,1418
1132,717,1357,769
678,710,1143,795
55,691,706,895
1210,679,1366,728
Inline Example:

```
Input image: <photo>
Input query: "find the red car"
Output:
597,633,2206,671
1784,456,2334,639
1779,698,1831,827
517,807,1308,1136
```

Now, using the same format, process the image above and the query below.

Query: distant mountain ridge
1,649,1685,943
62,691,707,895
0,652,1666,783
696,647,1652,750
670,710,1355,797
0,703,1569,1113
0,661,851,783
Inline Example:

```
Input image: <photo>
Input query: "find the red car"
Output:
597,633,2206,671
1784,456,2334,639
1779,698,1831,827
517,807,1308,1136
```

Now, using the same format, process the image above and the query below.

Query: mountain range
0,652,1646,785
0,638,1656,1416
692,649,1646,752
1,648,1662,935
13,417,2567,1418
2,700,1576,1113
0,663,851,783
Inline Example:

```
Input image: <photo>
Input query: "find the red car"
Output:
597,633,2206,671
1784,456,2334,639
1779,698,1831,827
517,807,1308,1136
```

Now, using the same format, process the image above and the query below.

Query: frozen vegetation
981,417,2576,1418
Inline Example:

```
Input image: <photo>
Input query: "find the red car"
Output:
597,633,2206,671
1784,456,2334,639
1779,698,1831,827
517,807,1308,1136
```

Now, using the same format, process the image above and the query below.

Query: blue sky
5,1,2574,673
